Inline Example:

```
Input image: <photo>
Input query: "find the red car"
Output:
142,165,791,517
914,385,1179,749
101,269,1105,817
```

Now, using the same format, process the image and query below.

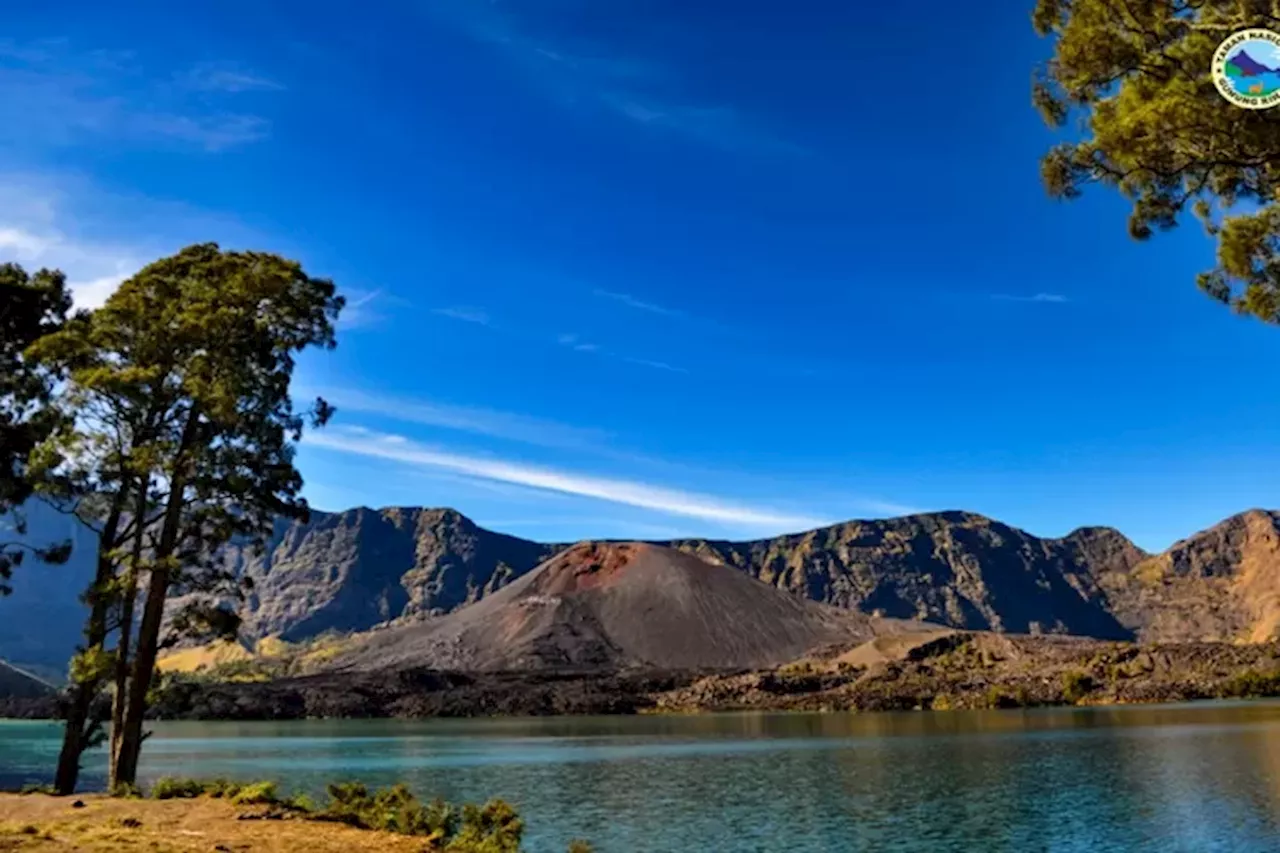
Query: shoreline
6,633,1280,722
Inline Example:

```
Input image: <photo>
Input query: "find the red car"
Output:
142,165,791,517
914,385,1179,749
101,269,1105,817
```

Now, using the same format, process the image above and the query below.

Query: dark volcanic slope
668,511,1147,640
334,542,925,672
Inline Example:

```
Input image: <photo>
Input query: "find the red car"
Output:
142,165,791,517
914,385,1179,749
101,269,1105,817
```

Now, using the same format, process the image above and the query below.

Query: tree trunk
112,409,200,787
54,483,130,795
108,479,148,787
109,555,167,786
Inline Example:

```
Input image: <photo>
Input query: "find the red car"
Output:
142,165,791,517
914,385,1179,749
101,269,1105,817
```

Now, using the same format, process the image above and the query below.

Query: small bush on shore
984,686,1032,709
148,777,287,808
229,781,280,806
317,782,454,837
150,777,206,800
119,778,588,851
1218,669,1280,699
1061,671,1095,704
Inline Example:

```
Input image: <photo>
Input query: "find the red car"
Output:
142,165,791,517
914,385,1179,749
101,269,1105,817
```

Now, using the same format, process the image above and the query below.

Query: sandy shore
0,794,427,852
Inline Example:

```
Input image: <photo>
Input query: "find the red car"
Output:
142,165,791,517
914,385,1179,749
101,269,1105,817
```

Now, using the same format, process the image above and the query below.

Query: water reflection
6,704,1280,851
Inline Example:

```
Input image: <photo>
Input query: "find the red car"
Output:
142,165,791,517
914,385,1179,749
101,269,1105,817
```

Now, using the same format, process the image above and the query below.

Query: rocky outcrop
1093,510,1280,643
668,511,1146,640
230,507,559,641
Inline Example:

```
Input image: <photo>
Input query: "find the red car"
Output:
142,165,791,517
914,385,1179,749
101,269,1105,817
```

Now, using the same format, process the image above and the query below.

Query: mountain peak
1229,48,1277,76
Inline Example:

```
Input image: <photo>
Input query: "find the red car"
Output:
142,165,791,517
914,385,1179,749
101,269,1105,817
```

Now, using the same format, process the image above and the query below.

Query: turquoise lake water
8,704,1280,851
1228,70,1280,97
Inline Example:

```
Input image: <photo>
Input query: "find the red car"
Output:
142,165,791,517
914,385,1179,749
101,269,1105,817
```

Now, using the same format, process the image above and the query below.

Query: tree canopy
28,243,344,792
1033,0,1280,321
0,263,73,593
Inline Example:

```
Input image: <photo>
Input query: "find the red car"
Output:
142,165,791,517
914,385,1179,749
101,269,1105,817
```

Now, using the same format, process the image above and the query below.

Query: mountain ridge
7,502,1280,677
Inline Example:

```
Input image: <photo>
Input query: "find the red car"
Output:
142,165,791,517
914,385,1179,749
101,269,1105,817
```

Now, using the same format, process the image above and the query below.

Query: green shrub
229,781,280,806
318,782,457,839
777,660,815,677
985,686,1032,709
1219,669,1280,698
450,799,524,853
147,777,283,805
18,784,54,795
202,779,245,799
151,777,206,800
1061,670,1095,704
110,782,143,799
125,776,588,851
284,792,316,812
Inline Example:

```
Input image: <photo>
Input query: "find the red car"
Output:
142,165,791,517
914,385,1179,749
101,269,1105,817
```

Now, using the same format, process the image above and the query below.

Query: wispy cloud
0,182,141,309
433,306,492,325
991,293,1069,304
0,38,277,151
855,499,924,517
599,95,807,156
306,387,614,452
0,172,287,310
594,289,682,317
177,61,283,93
305,426,828,532
432,2,801,156
484,516,693,541
557,332,599,352
624,357,688,374
336,288,385,330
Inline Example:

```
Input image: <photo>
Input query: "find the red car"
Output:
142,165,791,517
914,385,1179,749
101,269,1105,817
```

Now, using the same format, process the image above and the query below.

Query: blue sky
3,0,1278,552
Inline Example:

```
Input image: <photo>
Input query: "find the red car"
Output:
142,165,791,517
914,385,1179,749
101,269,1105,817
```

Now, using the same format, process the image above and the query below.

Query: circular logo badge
1213,29,1280,109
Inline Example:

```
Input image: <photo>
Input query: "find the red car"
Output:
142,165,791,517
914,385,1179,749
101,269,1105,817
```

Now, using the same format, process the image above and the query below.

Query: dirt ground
0,795,426,853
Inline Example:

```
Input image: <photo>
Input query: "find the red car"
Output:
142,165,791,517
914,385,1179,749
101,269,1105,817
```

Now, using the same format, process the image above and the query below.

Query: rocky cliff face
231,508,1154,644
230,507,560,641
668,511,1146,640
1092,509,1280,643
15,502,1280,680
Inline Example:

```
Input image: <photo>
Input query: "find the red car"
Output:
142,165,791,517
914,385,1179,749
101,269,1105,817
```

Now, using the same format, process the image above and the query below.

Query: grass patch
150,777,206,800
109,782,143,799
131,778,590,851
18,784,54,795
229,781,280,806
316,782,529,850
149,777,284,806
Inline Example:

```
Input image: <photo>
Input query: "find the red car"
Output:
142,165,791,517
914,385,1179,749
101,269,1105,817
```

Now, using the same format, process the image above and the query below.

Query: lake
7,704,1280,851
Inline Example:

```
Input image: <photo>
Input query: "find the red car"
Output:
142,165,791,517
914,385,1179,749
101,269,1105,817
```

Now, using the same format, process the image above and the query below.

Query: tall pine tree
31,243,343,792
1033,0,1280,320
